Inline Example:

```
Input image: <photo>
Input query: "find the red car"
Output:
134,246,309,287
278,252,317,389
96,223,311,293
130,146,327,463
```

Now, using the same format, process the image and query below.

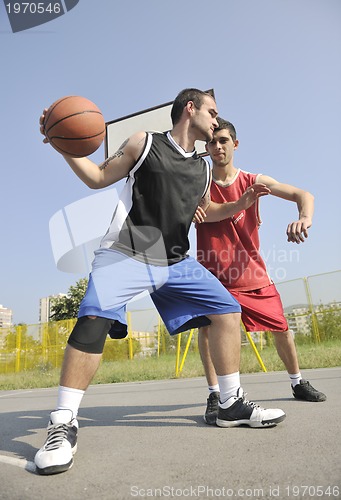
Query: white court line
0,387,56,398
0,454,36,473
0,391,33,398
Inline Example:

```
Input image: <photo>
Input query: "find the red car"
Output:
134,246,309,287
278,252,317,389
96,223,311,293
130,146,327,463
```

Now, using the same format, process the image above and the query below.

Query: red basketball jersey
196,169,272,291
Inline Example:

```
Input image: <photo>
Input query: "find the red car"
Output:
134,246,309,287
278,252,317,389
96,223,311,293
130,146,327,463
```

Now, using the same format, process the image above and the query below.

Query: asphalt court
0,367,340,500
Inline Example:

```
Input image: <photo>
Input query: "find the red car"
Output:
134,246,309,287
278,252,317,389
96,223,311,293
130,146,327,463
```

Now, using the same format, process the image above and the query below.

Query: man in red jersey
195,117,326,425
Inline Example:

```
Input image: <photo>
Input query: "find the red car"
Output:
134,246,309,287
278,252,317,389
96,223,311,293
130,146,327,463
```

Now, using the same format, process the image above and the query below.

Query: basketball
43,96,106,157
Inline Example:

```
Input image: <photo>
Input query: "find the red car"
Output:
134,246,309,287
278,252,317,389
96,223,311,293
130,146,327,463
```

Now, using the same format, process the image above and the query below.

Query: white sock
289,373,302,387
57,386,85,419
217,372,240,403
208,384,220,395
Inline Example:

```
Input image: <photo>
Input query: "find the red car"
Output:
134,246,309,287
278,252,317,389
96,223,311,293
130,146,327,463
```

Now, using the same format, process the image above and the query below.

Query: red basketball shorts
229,284,288,332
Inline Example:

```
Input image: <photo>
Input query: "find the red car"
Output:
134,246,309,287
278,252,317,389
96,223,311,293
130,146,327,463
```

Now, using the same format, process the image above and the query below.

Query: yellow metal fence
1,271,340,376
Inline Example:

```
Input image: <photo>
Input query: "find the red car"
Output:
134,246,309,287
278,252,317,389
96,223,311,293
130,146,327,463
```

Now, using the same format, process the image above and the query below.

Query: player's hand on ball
39,109,49,144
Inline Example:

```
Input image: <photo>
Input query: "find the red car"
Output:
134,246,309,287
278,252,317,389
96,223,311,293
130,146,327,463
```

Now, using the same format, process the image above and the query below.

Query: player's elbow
305,191,314,204
294,189,314,204
82,179,105,190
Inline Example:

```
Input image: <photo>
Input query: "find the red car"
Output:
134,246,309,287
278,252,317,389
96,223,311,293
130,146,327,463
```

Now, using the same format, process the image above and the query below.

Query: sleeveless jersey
101,132,210,265
196,169,271,290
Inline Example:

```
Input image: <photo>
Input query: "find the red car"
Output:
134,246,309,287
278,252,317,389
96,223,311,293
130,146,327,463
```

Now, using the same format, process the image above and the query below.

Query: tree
315,308,341,341
4,324,40,351
50,278,88,321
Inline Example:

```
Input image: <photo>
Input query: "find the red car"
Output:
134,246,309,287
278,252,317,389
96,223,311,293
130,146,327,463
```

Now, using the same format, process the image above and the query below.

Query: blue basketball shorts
78,248,241,335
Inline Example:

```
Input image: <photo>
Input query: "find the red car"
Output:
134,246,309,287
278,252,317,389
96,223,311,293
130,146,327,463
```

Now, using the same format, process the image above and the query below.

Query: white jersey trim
100,133,153,249
202,160,211,197
166,131,196,158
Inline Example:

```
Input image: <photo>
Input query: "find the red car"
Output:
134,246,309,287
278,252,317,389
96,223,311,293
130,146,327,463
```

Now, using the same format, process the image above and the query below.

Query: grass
0,340,340,391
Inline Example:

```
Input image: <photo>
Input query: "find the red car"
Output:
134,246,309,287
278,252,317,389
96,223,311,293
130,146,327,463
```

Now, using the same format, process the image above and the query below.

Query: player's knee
272,329,291,341
208,312,241,327
68,316,112,354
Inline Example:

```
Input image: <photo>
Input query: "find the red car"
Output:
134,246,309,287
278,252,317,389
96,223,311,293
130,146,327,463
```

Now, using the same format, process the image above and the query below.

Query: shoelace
207,394,219,411
44,423,70,451
239,392,263,410
299,380,320,393
301,381,313,389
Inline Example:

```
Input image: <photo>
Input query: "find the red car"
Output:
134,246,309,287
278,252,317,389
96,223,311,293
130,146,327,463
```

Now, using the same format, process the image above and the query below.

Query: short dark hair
171,88,215,125
214,117,237,142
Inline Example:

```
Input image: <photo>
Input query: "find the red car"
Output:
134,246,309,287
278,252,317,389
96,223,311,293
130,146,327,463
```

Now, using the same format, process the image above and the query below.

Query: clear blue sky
1,0,340,324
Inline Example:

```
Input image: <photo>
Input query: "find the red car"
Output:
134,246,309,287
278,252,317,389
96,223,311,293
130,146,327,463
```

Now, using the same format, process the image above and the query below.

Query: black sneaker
292,379,326,402
216,388,286,428
35,409,78,475
204,391,220,425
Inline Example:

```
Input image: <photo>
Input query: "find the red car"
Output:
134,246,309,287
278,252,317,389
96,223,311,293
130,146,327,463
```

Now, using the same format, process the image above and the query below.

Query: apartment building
39,294,66,323
0,305,12,328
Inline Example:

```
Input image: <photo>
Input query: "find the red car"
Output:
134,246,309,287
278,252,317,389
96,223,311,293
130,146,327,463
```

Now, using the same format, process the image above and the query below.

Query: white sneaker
216,388,286,428
35,409,78,475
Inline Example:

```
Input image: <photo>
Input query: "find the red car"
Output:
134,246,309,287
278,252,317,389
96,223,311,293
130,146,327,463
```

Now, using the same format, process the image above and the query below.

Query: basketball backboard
105,89,215,159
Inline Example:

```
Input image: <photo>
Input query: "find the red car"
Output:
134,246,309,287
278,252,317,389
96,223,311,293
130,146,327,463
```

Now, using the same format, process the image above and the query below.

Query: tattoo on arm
99,139,129,171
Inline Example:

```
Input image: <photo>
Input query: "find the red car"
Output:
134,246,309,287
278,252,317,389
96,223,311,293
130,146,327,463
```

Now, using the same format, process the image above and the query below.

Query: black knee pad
108,320,128,339
68,316,113,354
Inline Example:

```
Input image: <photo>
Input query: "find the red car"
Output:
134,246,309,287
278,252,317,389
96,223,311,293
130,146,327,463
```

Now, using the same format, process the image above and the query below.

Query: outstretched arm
39,109,146,189
194,183,270,223
257,174,314,243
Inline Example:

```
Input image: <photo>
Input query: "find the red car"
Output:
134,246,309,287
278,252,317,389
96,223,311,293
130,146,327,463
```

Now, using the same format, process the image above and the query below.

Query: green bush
315,309,341,341
102,337,142,361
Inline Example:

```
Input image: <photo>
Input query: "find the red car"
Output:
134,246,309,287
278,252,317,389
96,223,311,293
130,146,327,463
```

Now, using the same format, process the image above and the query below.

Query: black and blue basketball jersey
100,132,210,265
